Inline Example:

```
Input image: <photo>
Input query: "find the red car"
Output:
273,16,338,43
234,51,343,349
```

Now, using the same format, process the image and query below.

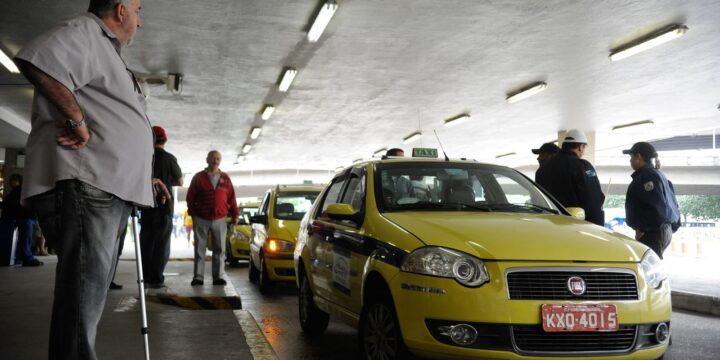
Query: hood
270,219,302,243
383,212,644,262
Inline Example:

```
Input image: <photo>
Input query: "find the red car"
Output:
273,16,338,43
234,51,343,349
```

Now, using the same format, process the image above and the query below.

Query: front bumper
264,253,296,281
387,261,671,359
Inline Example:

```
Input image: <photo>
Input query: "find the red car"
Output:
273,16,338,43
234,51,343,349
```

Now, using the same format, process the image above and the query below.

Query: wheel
298,269,329,335
226,240,239,267
360,292,410,360
248,255,260,282
258,254,273,293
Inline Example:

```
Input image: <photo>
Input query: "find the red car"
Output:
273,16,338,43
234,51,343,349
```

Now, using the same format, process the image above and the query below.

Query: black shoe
212,278,227,286
22,259,44,267
109,282,123,290
191,279,204,286
146,282,165,289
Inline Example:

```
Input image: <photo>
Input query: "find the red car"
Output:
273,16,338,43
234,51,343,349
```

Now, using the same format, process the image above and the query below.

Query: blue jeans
29,180,131,360
0,218,35,265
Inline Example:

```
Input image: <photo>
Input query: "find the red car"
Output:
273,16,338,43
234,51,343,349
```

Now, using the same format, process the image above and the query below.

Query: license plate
541,304,618,332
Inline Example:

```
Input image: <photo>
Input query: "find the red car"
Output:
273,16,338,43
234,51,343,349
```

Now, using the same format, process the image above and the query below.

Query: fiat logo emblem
567,276,586,295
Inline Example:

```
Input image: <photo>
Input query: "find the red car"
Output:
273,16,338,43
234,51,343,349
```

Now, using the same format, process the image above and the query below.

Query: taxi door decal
332,246,352,295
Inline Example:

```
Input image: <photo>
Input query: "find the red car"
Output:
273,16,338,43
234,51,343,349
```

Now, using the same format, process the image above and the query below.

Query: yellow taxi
249,185,322,293
225,202,260,266
294,150,671,359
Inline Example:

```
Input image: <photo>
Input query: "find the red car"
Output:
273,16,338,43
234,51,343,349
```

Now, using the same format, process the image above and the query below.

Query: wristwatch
65,116,86,130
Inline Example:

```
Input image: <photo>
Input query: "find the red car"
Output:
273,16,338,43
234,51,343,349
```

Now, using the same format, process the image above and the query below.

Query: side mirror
250,214,268,225
566,207,586,220
326,203,358,223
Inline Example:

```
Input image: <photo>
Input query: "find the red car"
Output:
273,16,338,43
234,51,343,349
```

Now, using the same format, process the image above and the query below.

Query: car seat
276,203,295,217
446,181,475,205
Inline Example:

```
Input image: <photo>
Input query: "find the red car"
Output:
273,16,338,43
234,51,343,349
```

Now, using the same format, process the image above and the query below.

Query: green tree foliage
676,195,720,220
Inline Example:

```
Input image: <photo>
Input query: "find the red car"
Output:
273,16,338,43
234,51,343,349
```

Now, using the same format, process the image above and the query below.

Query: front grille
507,271,638,300
513,325,637,353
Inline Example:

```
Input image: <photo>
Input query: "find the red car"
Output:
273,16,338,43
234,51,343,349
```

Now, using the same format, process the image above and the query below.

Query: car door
250,191,271,267
307,174,347,301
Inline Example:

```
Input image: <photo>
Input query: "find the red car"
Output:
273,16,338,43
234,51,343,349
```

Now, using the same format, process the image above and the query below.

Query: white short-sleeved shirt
16,13,154,207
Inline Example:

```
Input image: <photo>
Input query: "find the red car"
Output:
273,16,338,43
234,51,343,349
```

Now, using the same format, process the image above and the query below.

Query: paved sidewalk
665,254,720,316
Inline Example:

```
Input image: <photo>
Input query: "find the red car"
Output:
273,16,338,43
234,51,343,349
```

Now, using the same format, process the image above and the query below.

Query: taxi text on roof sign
412,148,438,158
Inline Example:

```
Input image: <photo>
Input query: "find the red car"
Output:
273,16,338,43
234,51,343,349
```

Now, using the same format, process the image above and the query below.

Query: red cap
152,126,167,141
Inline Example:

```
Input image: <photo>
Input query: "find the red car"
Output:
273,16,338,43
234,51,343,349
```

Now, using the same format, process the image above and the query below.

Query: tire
298,269,329,335
258,255,273,293
248,256,260,282
359,292,410,360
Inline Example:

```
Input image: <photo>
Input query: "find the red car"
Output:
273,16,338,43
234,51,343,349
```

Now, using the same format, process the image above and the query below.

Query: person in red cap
139,125,184,290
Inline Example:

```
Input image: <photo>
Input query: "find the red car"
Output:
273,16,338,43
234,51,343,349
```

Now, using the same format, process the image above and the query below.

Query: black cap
622,142,657,158
532,142,560,155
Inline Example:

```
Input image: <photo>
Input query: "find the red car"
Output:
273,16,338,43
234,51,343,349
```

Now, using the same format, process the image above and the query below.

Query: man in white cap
535,129,605,226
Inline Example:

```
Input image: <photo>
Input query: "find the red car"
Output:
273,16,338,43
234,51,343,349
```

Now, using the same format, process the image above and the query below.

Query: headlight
401,247,489,287
266,239,294,253
640,250,667,289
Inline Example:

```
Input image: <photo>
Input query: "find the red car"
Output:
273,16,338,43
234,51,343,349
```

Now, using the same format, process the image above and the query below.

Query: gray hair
88,0,131,18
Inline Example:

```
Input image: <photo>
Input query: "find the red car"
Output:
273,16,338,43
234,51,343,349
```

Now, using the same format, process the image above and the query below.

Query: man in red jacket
186,150,239,286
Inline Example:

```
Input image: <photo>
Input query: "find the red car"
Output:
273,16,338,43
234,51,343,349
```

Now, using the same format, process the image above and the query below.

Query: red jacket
186,170,238,222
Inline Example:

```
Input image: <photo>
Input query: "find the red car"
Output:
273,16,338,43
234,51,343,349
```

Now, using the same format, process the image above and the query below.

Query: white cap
563,129,588,144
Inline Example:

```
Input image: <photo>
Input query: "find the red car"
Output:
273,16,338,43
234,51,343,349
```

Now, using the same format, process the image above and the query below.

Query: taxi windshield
274,192,319,220
376,162,560,214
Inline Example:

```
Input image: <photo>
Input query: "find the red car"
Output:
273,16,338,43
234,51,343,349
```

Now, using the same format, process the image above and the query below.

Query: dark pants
139,207,173,285
0,218,36,265
28,180,131,360
640,224,672,259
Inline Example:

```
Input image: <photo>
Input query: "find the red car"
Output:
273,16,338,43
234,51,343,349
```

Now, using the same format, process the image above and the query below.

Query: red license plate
541,304,618,332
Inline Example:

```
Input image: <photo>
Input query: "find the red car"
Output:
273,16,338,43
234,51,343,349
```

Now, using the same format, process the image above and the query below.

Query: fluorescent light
506,82,547,104
242,144,252,154
250,127,262,139
495,152,516,159
278,68,297,92
352,158,363,164
261,105,275,120
403,131,421,144
609,24,688,62
612,119,654,133
308,2,338,42
0,49,20,74
444,114,470,128
335,166,344,172
373,148,387,157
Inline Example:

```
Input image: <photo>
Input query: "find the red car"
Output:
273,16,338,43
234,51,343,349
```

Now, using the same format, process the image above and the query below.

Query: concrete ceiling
1,0,719,173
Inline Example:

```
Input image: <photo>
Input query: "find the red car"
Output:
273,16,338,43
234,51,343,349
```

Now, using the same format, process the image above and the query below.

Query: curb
146,294,242,309
671,290,720,316
234,310,279,360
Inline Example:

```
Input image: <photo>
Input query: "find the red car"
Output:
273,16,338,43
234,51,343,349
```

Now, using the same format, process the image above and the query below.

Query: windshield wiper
486,203,559,214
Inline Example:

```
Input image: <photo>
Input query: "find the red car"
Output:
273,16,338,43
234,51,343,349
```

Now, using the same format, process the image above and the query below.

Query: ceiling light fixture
261,105,275,120
403,131,422,144
250,127,262,139
444,114,471,128
278,68,297,92
495,152,516,159
352,158,363,164
335,166,344,172
611,119,654,133
242,144,252,154
609,24,688,62
0,49,20,74
373,148,387,157
307,2,338,42
506,82,547,104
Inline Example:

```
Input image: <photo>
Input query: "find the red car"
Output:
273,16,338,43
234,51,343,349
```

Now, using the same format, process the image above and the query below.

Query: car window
274,192,319,220
319,178,346,215
340,174,365,212
376,162,560,214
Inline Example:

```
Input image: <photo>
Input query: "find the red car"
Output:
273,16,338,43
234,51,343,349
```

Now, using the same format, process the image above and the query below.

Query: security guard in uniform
535,129,605,226
623,142,681,259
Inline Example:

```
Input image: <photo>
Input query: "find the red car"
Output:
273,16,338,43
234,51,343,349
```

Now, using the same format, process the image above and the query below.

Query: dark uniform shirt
1,186,33,220
625,164,680,232
535,149,605,226
144,147,182,215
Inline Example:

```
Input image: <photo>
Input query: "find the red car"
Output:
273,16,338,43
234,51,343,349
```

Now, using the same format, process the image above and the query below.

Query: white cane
130,207,151,360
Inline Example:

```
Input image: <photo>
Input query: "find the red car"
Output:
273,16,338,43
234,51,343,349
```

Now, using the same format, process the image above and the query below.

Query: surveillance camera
167,73,183,94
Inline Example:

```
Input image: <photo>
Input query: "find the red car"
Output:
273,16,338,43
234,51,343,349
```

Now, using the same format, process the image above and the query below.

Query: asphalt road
226,264,720,360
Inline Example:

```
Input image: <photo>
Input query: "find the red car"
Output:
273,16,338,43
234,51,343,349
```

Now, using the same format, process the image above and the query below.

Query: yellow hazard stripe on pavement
234,310,278,360
146,295,242,310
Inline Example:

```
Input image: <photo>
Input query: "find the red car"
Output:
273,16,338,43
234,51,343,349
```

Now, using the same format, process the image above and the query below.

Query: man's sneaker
190,279,204,286
109,282,123,290
212,278,227,286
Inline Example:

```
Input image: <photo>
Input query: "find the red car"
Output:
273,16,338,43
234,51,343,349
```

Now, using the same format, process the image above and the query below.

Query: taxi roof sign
412,148,438,158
